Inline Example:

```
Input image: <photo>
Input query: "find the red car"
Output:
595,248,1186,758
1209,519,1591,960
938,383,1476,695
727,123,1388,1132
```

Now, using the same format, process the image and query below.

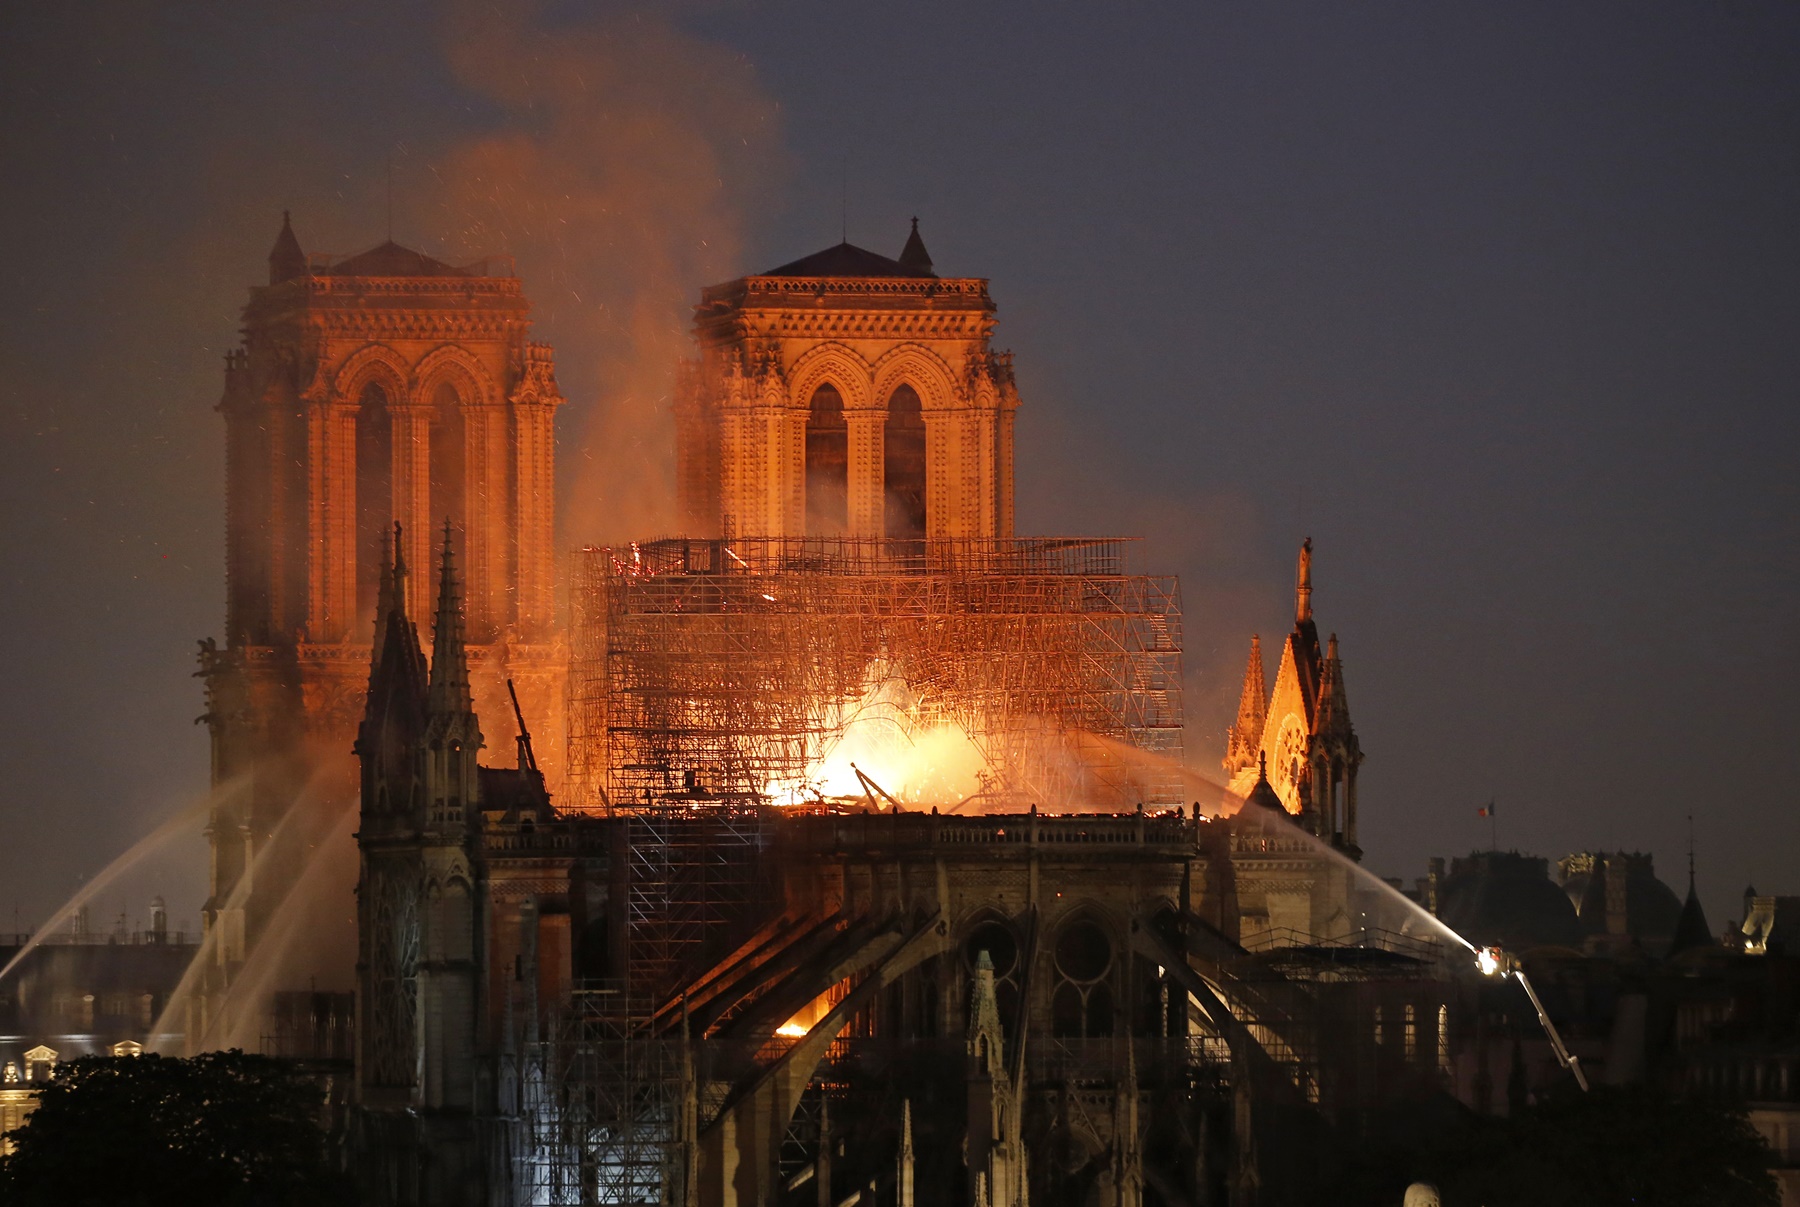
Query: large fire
763,666,989,809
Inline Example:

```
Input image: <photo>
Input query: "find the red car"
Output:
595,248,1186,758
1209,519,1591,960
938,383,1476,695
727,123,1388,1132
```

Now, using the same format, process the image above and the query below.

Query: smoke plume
432,2,784,541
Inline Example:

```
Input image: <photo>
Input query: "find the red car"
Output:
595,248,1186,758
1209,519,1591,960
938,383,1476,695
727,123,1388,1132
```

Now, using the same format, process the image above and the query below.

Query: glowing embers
774,982,849,1039
763,661,989,809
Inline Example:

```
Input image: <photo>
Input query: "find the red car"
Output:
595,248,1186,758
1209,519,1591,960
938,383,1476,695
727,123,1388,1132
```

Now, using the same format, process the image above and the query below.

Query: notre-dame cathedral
199,218,566,1014
195,216,1438,1207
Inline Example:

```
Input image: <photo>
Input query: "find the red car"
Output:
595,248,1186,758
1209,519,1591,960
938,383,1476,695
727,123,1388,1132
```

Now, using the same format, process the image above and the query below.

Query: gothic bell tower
677,221,1020,541
200,214,566,982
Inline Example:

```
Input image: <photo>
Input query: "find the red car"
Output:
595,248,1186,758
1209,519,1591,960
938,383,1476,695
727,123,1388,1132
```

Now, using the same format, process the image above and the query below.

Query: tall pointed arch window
883,385,926,541
429,381,466,540
354,380,394,625
1050,917,1115,1038
804,383,848,536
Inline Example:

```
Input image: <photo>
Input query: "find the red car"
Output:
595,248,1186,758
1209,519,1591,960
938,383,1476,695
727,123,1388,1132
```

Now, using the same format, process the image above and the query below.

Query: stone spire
1243,753,1287,816
897,1099,915,1207
362,524,425,724
1313,634,1353,740
965,948,1017,1207
428,520,473,717
1224,635,1268,776
967,949,1005,1075
1671,818,1715,954
369,522,402,669
898,217,933,274
268,210,306,285
1295,537,1313,624
356,525,427,821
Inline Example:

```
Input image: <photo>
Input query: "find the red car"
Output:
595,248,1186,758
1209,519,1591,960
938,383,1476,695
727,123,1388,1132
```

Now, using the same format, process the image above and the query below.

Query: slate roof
762,236,937,280
324,240,474,278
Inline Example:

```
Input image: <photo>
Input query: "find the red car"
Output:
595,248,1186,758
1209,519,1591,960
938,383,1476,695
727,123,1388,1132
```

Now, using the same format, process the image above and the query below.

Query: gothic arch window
354,380,395,625
883,384,926,542
884,953,942,1039
429,381,466,540
804,383,848,536
962,916,1021,1040
1050,916,1115,1038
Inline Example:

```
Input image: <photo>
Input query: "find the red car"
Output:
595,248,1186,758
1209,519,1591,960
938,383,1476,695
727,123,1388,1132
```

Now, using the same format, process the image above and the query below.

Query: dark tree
1423,1085,1780,1207
0,1050,351,1207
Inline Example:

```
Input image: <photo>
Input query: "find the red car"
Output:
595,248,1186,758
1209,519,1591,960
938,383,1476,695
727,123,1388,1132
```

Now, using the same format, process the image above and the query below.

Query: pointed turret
1295,536,1313,624
428,520,473,718
268,211,307,285
369,523,398,668
1671,829,1714,955
1223,635,1268,777
1671,881,1714,955
967,949,1005,1075
898,217,934,274
897,1099,916,1207
1243,753,1287,816
363,524,425,727
356,526,428,820
422,521,482,832
1281,538,1322,722
965,948,1015,1206
1313,634,1354,741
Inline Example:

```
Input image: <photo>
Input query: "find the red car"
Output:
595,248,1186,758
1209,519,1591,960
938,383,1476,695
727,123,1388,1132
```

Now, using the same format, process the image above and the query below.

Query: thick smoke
432,3,784,541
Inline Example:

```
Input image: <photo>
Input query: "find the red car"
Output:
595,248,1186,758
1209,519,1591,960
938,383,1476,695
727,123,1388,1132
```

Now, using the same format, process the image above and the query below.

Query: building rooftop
760,239,936,279
321,240,476,278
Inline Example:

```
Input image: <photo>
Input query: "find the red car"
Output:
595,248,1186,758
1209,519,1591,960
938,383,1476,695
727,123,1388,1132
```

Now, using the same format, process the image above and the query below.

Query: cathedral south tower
200,215,565,984
677,221,1020,541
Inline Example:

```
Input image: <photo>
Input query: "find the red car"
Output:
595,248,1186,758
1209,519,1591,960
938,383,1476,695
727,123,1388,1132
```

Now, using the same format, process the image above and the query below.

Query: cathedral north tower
676,222,1020,541
201,215,566,977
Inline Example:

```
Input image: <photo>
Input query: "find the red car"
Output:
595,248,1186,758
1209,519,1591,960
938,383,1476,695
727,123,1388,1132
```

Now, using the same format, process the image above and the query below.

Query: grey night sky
2,2,1796,934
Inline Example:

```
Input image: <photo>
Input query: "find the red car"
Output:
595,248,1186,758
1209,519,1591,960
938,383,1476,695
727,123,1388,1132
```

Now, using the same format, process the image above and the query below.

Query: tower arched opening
883,384,926,542
429,381,466,543
804,383,848,536
354,380,394,629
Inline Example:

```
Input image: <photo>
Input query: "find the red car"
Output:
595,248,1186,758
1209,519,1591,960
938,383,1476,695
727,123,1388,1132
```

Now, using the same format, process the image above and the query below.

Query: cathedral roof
324,240,474,278
762,225,939,279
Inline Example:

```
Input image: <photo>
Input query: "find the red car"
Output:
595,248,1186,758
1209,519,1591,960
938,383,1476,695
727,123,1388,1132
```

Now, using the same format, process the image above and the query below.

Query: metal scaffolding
623,807,770,999
519,986,687,1206
567,537,1183,813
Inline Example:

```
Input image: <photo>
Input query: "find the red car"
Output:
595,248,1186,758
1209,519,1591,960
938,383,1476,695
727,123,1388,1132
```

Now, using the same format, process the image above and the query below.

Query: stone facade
201,217,567,995
675,225,1020,541
1223,540,1365,857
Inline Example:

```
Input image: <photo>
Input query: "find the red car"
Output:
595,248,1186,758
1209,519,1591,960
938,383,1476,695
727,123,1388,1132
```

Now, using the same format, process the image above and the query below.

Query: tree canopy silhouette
0,1050,351,1207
